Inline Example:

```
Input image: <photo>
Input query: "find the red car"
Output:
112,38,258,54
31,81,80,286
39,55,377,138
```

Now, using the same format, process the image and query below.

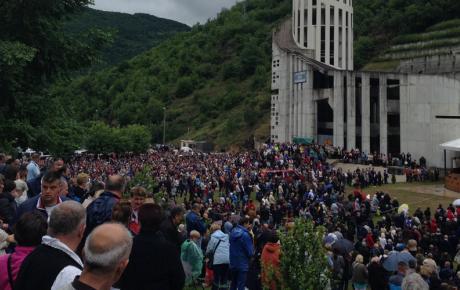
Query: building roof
440,138,460,152
273,18,337,73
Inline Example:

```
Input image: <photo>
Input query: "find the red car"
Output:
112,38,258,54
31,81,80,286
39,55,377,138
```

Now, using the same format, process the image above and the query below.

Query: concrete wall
400,74,460,168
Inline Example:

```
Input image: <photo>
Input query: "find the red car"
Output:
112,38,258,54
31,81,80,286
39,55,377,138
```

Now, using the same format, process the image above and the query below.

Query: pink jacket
0,246,36,290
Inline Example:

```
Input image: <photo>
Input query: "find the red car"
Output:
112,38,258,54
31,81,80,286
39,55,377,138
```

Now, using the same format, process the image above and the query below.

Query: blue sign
293,71,307,84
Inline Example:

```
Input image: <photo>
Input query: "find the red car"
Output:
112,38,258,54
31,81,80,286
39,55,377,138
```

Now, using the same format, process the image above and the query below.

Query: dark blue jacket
13,194,69,226
185,211,206,236
85,191,120,235
229,225,254,271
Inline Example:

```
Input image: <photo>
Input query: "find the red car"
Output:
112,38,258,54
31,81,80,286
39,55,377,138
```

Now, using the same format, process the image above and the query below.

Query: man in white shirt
26,153,41,181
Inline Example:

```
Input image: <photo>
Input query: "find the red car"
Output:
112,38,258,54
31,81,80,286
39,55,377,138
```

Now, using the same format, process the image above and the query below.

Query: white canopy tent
440,139,460,152
440,138,460,174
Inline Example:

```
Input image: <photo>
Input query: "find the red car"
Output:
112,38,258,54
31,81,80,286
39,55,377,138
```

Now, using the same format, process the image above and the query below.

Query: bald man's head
83,223,132,274
105,175,125,194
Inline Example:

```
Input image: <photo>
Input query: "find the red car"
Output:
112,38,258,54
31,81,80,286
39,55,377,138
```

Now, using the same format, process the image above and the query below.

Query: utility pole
163,107,166,145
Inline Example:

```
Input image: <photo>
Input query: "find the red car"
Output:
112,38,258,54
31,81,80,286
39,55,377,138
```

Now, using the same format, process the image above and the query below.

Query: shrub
279,219,330,290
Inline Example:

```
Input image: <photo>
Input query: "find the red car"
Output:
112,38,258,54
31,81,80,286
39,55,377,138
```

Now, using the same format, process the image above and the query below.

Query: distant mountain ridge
64,8,190,67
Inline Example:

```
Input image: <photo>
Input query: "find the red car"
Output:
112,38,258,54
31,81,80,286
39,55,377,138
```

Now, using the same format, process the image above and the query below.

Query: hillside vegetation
54,0,292,149
3,0,460,154
64,8,189,68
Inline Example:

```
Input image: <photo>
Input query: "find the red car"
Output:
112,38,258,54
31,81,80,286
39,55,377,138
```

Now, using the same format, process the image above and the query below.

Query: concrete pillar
307,0,313,48
334,6,339,68
349,12,354,70
379,74,388,154
361,73,371,154
333,71,345,148
346,72,356,149
288,55,294,142
292,57,299,137
315,6,321,60
306,68,316,138
325,3,330,64
341,11,346,70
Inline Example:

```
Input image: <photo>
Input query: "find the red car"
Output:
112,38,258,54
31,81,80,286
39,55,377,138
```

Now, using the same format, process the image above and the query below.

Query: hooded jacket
206,230,230,265
229,225,254,271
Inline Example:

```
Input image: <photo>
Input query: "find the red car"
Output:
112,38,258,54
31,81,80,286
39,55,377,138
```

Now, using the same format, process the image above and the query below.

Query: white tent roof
440,138,460,152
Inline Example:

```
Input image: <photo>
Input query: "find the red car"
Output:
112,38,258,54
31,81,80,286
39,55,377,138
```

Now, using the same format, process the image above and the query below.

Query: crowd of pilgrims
0,143,457,290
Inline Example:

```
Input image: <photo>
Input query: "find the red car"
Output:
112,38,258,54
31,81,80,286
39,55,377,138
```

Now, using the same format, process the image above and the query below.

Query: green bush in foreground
279,219,330,290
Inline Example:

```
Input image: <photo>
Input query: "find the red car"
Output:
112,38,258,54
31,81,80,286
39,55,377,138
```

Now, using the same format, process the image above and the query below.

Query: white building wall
400,75,460,168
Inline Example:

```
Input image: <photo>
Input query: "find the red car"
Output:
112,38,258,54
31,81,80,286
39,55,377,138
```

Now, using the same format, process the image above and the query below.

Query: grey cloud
93,0,238,26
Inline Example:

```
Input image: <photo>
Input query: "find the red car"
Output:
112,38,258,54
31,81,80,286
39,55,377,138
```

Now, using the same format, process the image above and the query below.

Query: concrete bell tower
292,0,353,70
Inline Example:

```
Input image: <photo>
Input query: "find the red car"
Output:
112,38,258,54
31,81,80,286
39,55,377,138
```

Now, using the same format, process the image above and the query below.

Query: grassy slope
363,18,460,70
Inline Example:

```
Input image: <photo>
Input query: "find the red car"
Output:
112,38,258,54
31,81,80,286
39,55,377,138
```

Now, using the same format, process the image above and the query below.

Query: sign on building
293,71,307,84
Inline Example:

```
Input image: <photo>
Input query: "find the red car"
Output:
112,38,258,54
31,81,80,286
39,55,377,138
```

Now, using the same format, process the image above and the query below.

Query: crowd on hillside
0,144,457,290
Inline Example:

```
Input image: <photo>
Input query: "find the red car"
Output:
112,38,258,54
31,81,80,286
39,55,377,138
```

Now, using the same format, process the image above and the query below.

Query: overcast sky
92,0,239,26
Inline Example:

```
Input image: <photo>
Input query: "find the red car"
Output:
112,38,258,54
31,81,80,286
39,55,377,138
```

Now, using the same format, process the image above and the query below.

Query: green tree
0,0,112,153
279,219,330,290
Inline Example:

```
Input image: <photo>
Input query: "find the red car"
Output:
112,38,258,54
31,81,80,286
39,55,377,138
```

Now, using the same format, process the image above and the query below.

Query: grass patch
362,60,400,72
345,181,455,212
386,38,460,54
427,19,460,32
393,27,460,45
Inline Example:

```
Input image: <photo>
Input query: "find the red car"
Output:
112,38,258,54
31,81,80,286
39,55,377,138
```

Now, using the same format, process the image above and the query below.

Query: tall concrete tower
292,0,353,70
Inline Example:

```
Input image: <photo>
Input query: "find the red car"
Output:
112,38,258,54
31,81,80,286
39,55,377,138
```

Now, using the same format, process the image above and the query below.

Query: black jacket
0,191,16,224
367,262,387,290
119,230,185,290
15,244,83,290
160,217,184,253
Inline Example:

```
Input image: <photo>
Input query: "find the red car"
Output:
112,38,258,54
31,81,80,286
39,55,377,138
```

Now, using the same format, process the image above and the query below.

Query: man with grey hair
52,223,132,290
15,201,86,290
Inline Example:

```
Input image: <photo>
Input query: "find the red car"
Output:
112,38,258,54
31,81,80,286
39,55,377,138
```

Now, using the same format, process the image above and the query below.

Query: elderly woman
206,222,230,290
14,179,28,206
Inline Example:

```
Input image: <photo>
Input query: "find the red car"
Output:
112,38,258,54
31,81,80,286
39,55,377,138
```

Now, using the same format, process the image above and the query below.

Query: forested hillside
64,8,189,68
3,0,460,154
53,0,292,149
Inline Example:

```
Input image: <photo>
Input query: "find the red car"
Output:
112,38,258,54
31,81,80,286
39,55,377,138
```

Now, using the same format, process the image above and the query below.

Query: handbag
207,239,222,269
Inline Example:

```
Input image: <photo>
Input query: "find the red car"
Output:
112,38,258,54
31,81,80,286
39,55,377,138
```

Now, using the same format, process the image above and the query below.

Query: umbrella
323,233,338,245
453,199,460,207
382,251,416,272
332,238,354,255
398,204,409,214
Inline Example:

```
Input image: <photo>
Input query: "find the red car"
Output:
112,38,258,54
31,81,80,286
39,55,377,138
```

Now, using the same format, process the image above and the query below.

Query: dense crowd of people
0,144,457,290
